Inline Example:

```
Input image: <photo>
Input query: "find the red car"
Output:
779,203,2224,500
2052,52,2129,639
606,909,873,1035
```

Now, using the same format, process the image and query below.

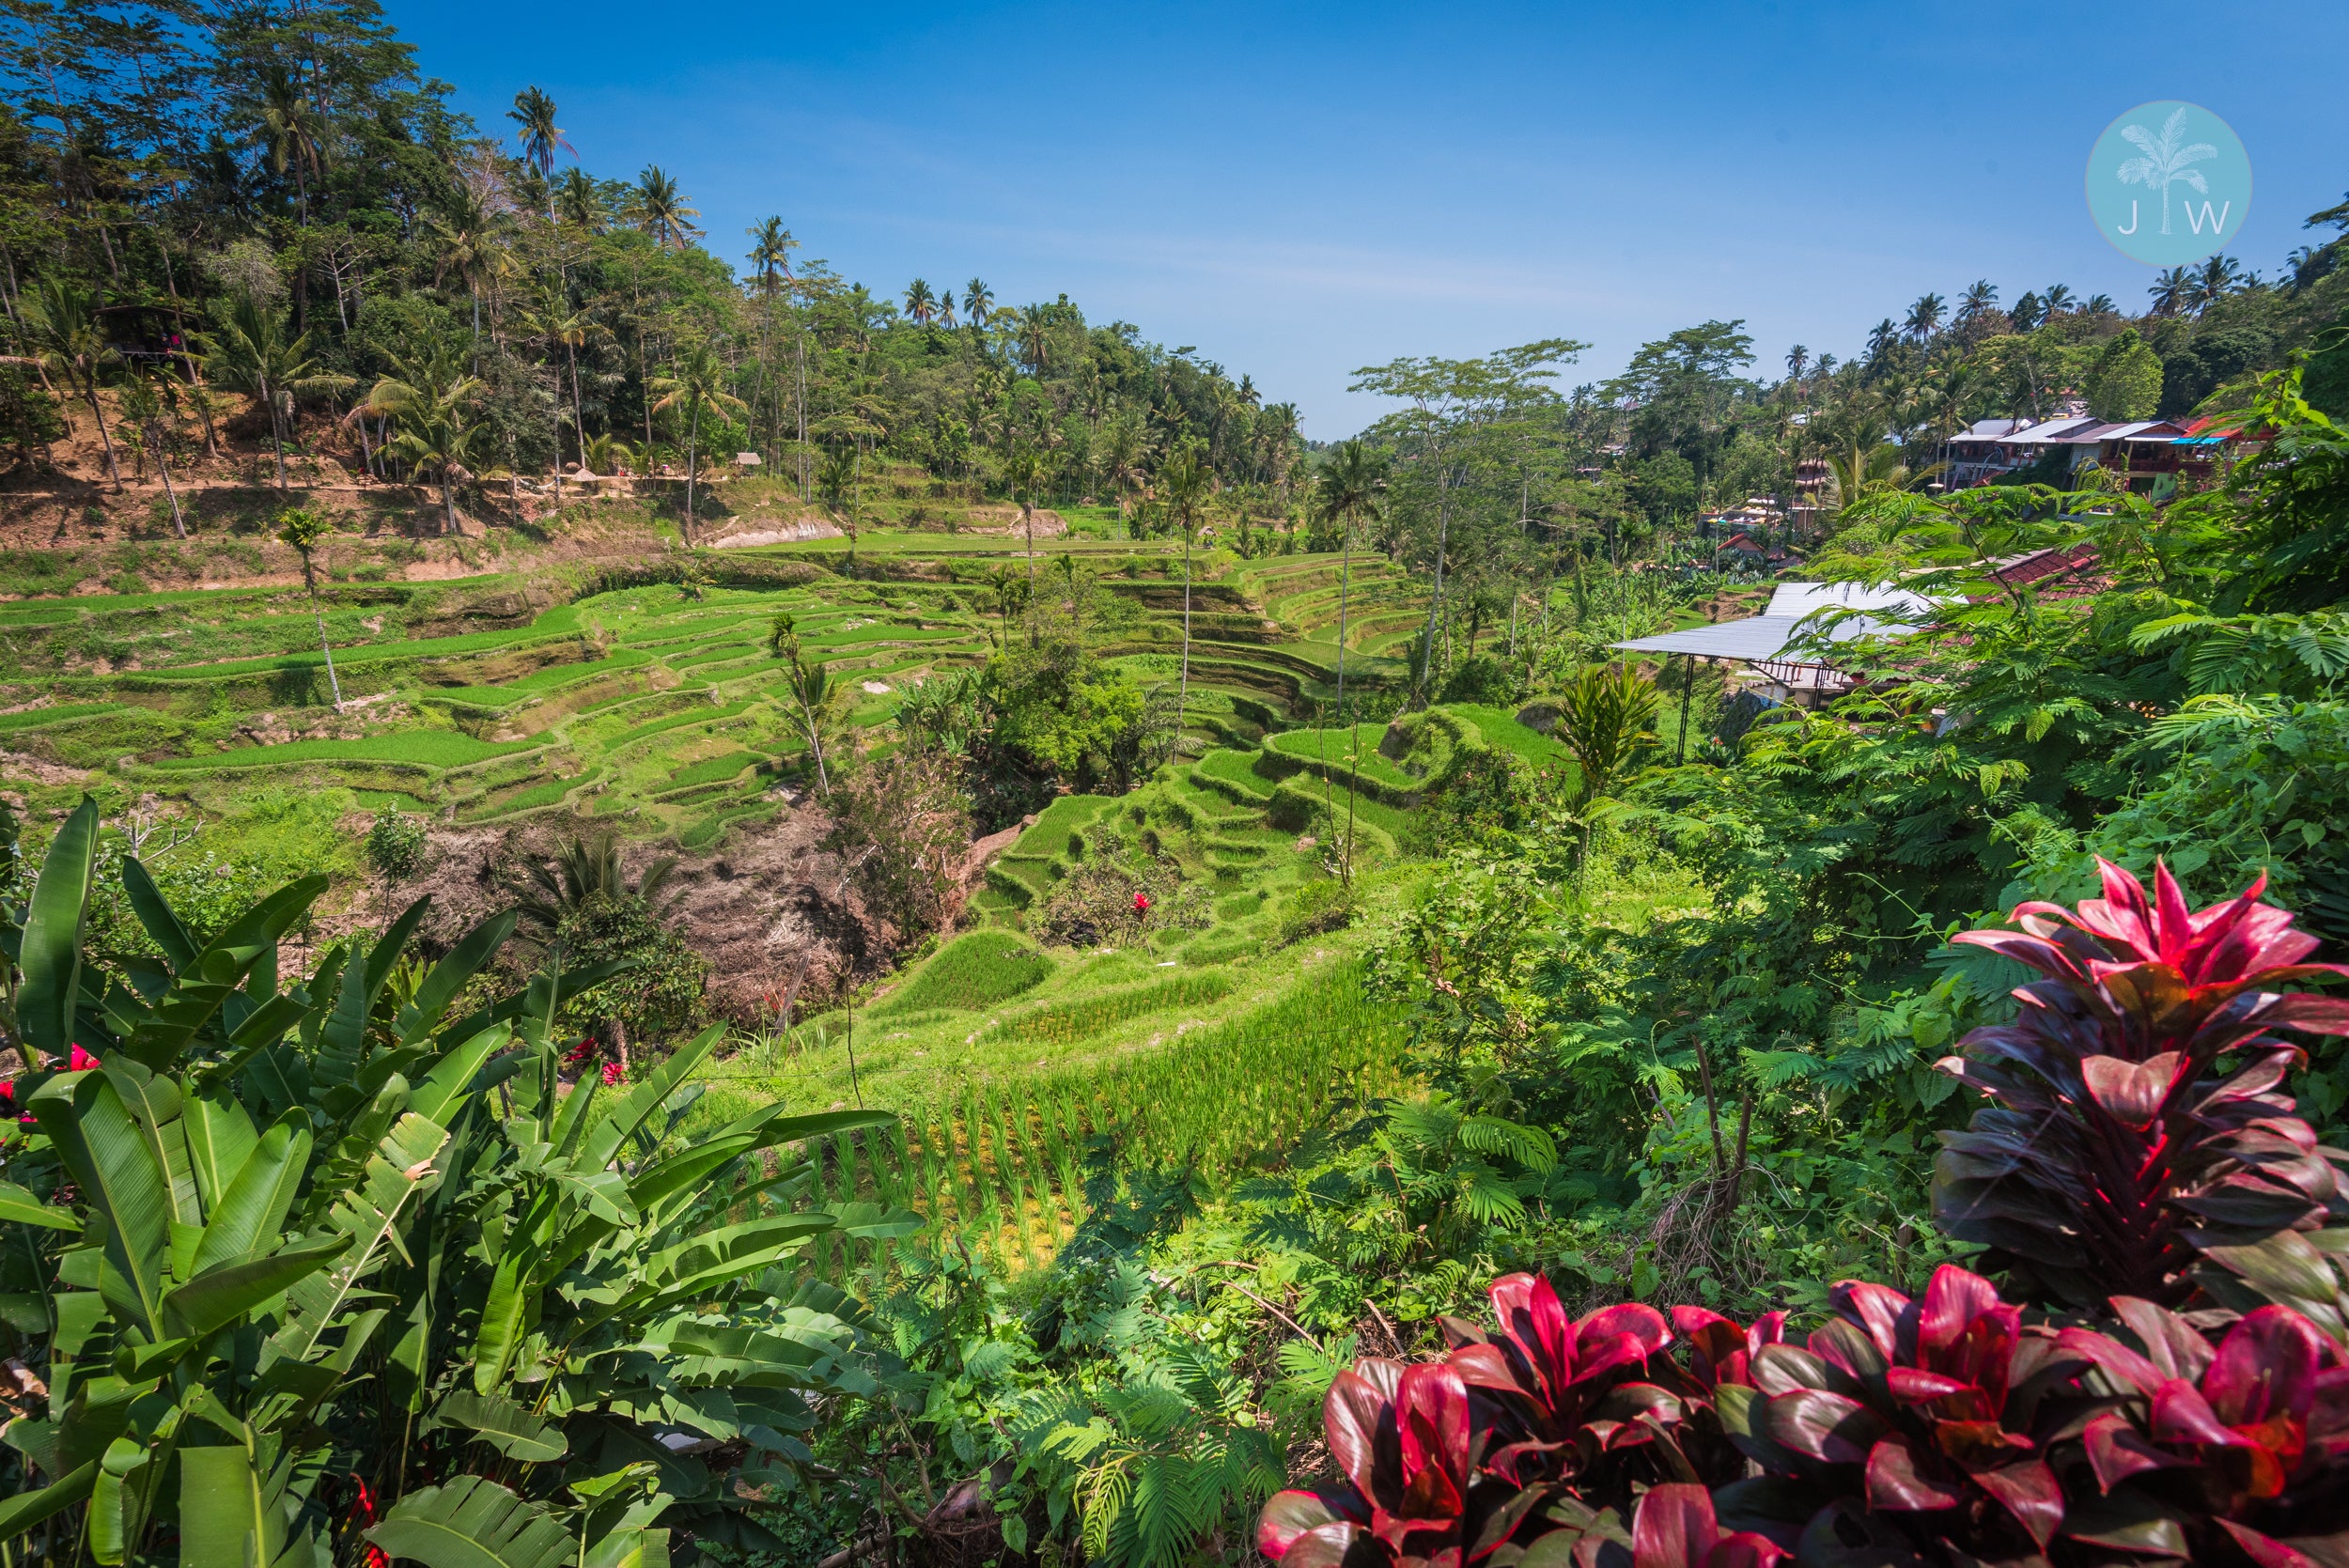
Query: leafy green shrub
365,802,428,881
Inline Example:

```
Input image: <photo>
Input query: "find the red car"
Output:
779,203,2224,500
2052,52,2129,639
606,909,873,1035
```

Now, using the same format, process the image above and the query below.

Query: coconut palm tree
524,286,598,489
1823,441,1947,512
254,67,326,224
1160,438,1211,757
508,86,575,181
2148,267,2194,317
20,276,123,484
2042,283,2077,316
1099,404,1153,531
1904,292,1946,344
428,179,502,362
745,217,803,485
359,342,484,534
649,337,748,540
903,278,937,325
273,505,344,708
1954,280,1998,334
554,166,601,230
2115,106,2217,238
817,442,860,567
198,293,350,489
1865,318,1900,365
2193,254,2243,310
961,278,993,340
635,166,700,248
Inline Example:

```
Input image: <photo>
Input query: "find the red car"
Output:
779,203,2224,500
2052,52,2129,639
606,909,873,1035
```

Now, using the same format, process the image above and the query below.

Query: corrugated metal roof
2006,417,2100,445
1766,582,1936,620
1612,617,1812,660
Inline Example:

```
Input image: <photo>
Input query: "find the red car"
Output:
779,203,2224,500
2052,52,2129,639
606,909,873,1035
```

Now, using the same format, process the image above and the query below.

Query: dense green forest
5,4,2349,1568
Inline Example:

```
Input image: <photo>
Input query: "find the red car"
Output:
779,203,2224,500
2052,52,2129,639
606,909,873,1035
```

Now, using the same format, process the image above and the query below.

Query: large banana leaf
118,857,198,972
425,1390,568,1462
179,1445,280,1568
272,1111,450,1363
18,795,98,1057
163,1234,350,1340
0,1178,80,1231
0,1459,97,1543
30,1067,172,1336
367,1477,574,1568
118,877,326,1070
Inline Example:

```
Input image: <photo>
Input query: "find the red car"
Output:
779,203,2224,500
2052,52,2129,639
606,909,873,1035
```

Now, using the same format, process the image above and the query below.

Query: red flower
1133,892,1152,913
68,1044,98,1071
600,1062,625,1087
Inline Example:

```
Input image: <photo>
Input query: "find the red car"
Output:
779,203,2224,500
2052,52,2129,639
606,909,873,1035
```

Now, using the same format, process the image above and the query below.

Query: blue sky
389,0,2349,438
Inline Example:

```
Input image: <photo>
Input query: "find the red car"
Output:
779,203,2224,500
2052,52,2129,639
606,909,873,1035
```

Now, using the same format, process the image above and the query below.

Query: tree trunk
1175,524,1193,764
442,476,459,536
308,576,344,709
684,403,699,541
86,382,121,484
154,434,186,538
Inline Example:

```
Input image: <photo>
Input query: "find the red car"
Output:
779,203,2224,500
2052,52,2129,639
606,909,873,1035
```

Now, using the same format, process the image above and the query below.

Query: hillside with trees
4,4,2349,1567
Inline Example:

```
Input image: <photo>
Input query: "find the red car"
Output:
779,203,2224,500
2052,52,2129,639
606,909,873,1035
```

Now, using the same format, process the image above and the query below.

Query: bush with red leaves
1258,865,2349,1568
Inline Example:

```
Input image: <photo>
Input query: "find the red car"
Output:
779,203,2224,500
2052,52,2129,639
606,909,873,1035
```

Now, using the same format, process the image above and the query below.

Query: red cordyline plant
1261,1267,2348,1567
1259,869,2349,1567
1936,859,2349,1310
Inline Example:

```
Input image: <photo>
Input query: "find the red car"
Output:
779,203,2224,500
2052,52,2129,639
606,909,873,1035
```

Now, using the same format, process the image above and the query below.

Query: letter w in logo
2186,199,2232,235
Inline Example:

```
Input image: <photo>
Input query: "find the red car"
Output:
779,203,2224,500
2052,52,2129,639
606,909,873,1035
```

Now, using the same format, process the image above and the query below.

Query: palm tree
1904,292,1946,344
359,342,484,534
745,217,802,484
2148,267,2194,317
634,166,701,249
199,293,350,489
1001,441,1046,585
274,505,344,709
1865,318,1900,365
961,278,993,339
766,613,838,794
1954,280,1998,334
1554,664,1660,887
937,289,957,329
1159,438,1211,757
1784,343,1809,386
254,67,326,224
1016,305,1052,377
2081,293,2115,316
428,179,501,361
649,338,748,540
1099,404,1153,528
2115,106,2217,238
510,831,679,1070
554,167,601,230
2193,254,2243,310
20,276,123,484
1823,441,1946,512
902,278,937,325
1314,439,1385,885
524,287,597,491
817,442,860,567
2042,284,2077,316
508,86,575,181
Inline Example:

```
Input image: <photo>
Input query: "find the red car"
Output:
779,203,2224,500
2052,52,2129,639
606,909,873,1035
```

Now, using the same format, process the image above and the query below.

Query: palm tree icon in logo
2115,106,2217,236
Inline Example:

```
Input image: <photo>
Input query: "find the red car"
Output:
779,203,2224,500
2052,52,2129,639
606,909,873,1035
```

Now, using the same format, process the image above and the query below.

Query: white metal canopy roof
1610,582,1934,662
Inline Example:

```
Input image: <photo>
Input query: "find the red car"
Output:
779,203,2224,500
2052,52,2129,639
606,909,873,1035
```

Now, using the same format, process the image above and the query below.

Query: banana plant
0,799,912,1567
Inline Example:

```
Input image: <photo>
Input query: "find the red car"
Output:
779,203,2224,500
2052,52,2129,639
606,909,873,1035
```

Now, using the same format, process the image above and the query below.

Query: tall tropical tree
2193,254,2244,309
903,278,937,325
2149,266,2195,317
817,442,861,568
20,275,123,484
635,166,701,248
650,337,748,540
428,178,502,360
200,293,350,489
254,67,326,224
962,278,993,338
359,342,484,534
1099,404,1153,529
1954,280,1999,333
508,86,575,180
1160,438,1211,754
274,505,344,708
2042,283,2077,315
1314,438,1386,883
1904,292,1946,344
554,165,601,229
745,217,804,487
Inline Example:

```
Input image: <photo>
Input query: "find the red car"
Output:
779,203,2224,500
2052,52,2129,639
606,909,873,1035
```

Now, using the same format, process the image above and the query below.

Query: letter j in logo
2087,101,2250,266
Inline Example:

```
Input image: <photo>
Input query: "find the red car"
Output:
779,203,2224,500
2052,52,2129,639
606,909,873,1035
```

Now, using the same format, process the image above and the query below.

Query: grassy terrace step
149,731,537,771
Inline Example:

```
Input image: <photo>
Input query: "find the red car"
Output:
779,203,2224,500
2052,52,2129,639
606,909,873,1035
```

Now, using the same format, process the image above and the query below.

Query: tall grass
775,961,1408,1276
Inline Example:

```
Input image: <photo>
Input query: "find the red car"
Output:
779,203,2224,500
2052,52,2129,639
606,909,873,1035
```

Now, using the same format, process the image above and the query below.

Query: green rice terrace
0,521,1599,1270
